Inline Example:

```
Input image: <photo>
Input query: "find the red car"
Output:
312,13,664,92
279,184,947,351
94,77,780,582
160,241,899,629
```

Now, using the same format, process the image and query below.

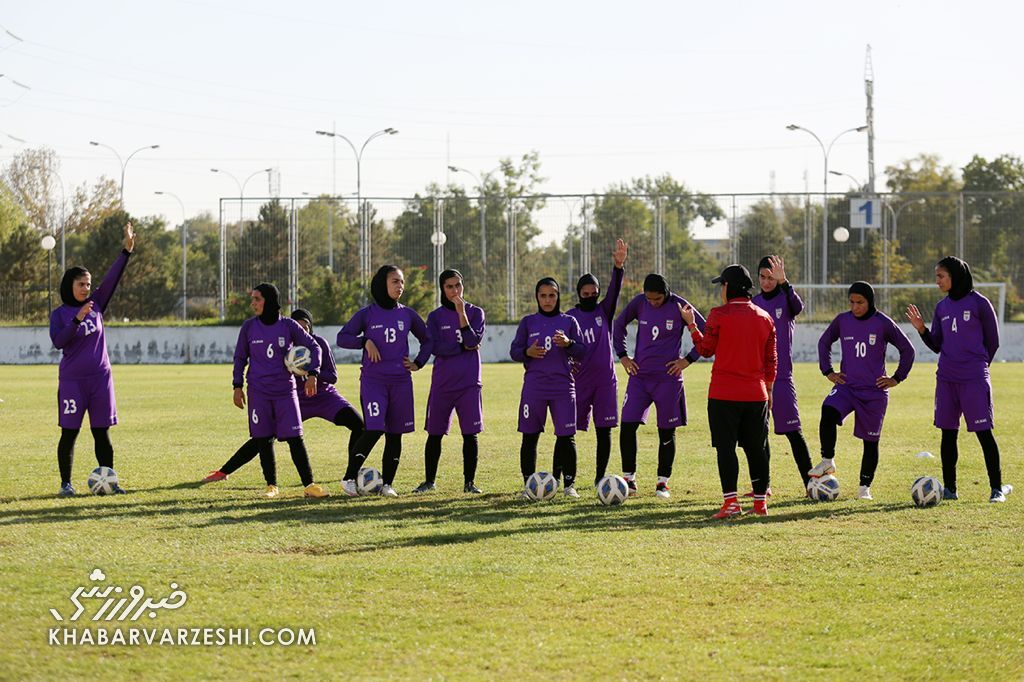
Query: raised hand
526,339,546,358
679,302,695,327
75,300,95,322
613,238,628,268
124,221,136,253
905,304,926,333
769,255,786,284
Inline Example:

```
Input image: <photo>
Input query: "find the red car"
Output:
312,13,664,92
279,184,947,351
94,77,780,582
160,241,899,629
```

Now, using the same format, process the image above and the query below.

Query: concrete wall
4,323,1024,365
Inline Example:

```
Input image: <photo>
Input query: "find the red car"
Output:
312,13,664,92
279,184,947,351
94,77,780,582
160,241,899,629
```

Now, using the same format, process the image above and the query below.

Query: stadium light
154,190,188,321
89,142,160,208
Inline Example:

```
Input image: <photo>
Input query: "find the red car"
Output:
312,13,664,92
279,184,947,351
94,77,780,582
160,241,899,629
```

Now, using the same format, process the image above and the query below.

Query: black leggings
820,405,881,486
344,431,403,485
594,427,613,485
424,433,479,484
941,428,1002,492
254,436,314,487
620,422,675,478
521,433,577,488
764,430,813,487
57,427,113,485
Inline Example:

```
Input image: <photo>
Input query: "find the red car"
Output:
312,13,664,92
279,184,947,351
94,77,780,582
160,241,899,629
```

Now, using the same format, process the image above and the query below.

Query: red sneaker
742,487,772,498
752,499,768,516
712,499,743,520
201,471,227,483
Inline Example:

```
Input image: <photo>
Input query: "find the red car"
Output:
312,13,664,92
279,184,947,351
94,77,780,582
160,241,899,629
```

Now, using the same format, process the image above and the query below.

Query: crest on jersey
596,317,603,327
398,320,405,331
277,336,286,347
665,320,674,331
963,310,971,321
868,334,877,346
775,308,783,319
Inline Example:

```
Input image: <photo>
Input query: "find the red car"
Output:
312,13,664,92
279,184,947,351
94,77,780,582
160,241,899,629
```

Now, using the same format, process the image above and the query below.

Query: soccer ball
284,345,311,376
356,467,384,496
911,476,943,508
87,466,118,495
524,472,558,501
807,474,841,501
596,475,629,506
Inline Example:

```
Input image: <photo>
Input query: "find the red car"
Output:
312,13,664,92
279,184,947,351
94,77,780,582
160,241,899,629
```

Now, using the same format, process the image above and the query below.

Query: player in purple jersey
413,269,486,495
566,239,627,486
202,308,364,488
906,257,1013,503
337,265,432,497
812,281,915,499
230,283,329,499
49,222,135,497
751,255,812,494
510,277,587,498
613,274,706,498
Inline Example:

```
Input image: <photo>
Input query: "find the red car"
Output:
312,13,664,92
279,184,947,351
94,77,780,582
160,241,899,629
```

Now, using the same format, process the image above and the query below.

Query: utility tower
865,45,876,194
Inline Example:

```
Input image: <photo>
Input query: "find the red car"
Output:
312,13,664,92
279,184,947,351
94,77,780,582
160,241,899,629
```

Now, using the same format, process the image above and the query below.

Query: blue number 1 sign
850,199,879,229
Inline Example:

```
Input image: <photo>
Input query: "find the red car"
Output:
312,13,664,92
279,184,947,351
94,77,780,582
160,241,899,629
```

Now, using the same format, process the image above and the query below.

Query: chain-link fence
4,192,1022,325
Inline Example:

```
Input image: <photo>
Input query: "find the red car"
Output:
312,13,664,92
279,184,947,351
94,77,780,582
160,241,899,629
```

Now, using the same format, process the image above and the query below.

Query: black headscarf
370,265,399,309
848,281,876,320
575,273,599,312
535,277,561,317
757,256,782,300
254,282,281,325
290,307,313,332
59,266,90,307
643,273,670,298
438,268,463,311
937,256,974,301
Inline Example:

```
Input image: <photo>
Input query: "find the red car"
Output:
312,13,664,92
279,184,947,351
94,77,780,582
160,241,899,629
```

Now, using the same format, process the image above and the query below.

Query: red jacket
689,298,777,401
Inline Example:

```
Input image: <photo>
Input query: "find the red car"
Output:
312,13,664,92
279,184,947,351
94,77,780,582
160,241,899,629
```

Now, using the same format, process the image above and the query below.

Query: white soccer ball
807,474,841,501
596,475,629,506
87,466,118,495
911,476,943,508
356,467,384,496
524,472,558,501
284,345,312,376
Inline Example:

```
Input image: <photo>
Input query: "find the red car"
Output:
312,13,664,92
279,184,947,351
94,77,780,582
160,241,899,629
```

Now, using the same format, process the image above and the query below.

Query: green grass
1,363,1022,680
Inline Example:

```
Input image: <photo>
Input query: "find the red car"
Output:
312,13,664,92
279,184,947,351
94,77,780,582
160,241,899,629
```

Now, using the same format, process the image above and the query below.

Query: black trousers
708,398,769,496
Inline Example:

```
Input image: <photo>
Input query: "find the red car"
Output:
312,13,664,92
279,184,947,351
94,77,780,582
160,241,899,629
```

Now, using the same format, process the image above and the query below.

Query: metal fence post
506,198,516,321
218,199,226,320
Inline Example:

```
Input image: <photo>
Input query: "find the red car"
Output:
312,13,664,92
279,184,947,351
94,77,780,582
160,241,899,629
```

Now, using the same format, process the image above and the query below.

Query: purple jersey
233,317,322,397
752,283,803,378
337,303,432,381
426,303,485,392
921,291,999,383
49,250,131,379
509,312,587,395
296,333,339,407
613,293,705,383
818,311,915,393
567,266,623,388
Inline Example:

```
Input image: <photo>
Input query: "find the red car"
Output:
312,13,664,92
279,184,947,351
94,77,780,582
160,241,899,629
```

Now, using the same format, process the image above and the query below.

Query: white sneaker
990,484,1013,503
563,485,579,499
856,485,873,500
380,484,399,498
808,458,836,478
520,489,531,500
341,479,358,497
655,482,671,499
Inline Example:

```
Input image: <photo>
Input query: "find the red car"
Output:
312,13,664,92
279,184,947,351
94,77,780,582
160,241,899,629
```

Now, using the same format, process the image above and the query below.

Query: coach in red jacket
681,264,778,519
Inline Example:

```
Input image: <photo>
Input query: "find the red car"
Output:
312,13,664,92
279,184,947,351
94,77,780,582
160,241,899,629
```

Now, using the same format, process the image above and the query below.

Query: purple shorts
770,374,802,434
621,376,686,428
361,377,415,434
575,381,618,431
248,389,303,440
426,386,484,436
822,384,888,442
299,384,353,423
58,373,117,429
519,389,577,436
934,378,994,432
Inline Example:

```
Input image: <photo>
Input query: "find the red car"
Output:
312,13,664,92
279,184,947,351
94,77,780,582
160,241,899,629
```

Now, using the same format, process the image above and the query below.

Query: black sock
520,433,540,482
620,422,640,474
594,427,612,484
462,434,479,484
424,434,443,484
940,429,959,492
334,407,364,461
381,433,402,486
257,438,276,486
221,438,260,475
555,435,577,488
785,430,813,486
344,430,383,480
976,429,1002,490
286,437,314,486
860,440,879,487
57,428,80,485
657,427,675,479
91,427,113,469
819,406,840,458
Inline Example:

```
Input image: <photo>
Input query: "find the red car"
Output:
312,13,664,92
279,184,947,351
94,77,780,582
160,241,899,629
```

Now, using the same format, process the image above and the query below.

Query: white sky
1,0,1021,242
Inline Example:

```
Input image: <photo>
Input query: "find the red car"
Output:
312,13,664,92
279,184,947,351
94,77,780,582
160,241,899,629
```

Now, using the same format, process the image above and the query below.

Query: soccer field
1,362,1022,680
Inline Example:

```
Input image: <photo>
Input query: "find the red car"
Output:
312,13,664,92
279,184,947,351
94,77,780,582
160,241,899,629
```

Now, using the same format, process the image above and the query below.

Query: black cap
712,264,754,298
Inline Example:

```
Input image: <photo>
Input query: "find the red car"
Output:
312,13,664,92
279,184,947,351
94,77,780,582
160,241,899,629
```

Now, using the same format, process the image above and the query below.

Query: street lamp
155,191,188,321
315,127,398,283
41,234,56,312
786,124,867,283
829,170,865,193
89,141,159,208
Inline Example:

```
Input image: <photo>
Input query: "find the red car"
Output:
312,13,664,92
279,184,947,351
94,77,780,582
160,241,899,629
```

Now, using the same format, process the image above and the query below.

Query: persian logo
868,334,877,346
397,320,405,331
49,569,187,622
277,337,285,348
775,308,783,319
595,317,602,327
963,310,971,321
665,320,674,331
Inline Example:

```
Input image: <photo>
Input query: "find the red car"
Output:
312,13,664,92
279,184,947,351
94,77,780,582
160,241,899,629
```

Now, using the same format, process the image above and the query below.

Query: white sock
657,476,669,485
